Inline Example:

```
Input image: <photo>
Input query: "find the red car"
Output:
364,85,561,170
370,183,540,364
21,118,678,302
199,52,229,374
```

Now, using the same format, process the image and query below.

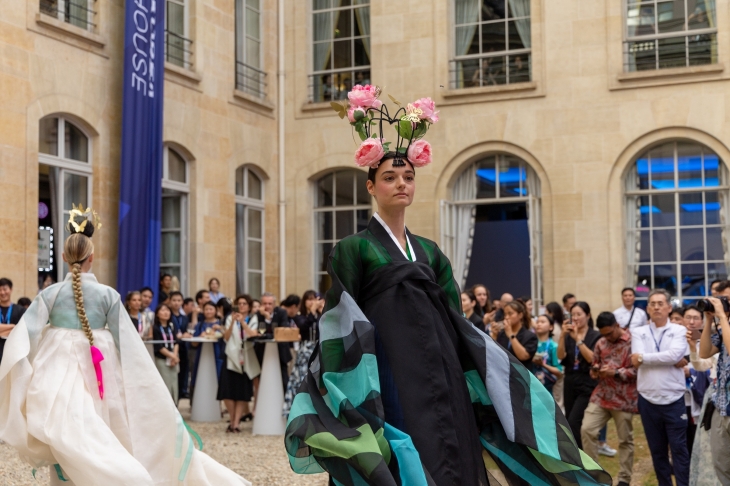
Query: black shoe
242,413,253,422
180,392,190,399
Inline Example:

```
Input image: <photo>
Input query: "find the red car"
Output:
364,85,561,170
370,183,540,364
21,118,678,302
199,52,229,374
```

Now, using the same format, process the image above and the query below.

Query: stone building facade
1,0,728,312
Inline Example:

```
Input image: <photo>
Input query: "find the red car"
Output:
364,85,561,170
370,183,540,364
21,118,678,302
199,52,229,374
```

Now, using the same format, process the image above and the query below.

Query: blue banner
117,0,165,305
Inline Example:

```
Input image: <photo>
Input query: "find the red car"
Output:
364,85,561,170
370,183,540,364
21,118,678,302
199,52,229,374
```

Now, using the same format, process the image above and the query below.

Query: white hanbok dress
0,273,251,485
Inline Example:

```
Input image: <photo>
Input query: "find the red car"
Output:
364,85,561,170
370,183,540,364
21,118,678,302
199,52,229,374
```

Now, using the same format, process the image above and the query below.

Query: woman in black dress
461,290,486,332
557,301,601,447
492,300,538,371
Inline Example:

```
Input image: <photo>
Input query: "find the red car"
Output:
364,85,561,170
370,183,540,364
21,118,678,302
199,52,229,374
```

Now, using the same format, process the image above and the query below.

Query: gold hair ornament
67,203,102,234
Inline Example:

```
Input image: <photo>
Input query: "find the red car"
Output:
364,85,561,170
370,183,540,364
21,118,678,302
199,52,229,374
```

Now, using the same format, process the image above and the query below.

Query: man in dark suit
259,293,300,392
0,278,27,366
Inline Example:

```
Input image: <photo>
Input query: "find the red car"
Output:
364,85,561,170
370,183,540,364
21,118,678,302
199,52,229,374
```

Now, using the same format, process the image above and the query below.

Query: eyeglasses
647,302,666,308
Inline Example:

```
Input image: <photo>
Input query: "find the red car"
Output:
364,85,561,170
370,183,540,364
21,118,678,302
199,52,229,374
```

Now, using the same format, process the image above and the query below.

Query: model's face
366,160,415,209
571,306,588,329
503,306,522,327
622,290,635,307
261,296,275,314
535,315,552,335
0,285,11,304
170,295,183,311
461,294,475,313
203,305,217,320
684,309,703,330
210,279,219,292
157,306,171,322
473,287,488,307
140,290,153,308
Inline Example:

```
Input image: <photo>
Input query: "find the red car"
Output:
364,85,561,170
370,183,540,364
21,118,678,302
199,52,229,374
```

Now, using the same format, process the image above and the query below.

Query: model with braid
0,205,250,486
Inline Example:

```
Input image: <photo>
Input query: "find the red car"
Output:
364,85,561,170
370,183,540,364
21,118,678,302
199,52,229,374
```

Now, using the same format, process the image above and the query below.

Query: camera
697,296,730,314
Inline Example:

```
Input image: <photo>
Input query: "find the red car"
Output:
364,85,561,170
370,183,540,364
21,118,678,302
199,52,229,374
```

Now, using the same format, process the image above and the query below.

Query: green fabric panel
527,373,560,459
323,354,381,416
578,449,603,471
305,425,385,475
464,369,493,405
288,453,326,475
374,426,391,465
287,392,318,425
528,448,581,473
319,338,346,375
480,438,552,486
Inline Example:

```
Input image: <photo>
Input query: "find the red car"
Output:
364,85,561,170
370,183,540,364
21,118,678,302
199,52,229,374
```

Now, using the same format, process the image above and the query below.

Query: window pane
626,3,656,37
318,243,333,272
318,173,334,207
678,192,704,226
356,209,370,232
681,263,705,297
335,171,355,206
39,117,59,156
507,20,527,50
235,167,245,196
167,2,185,36
248,272,262,299
627,40,657,71
680,228,704,260
456,26,480,56
688,0,714,29
318,273,332,294
354,38,369,66
335,9,352,37
167,149,186,183
658,36,687,69
639,195,650,227
704,152,720,187
318,211,333,240
333,39,352,69
246,0,260,9
313,12,332,41
356,170,370,205
484,55,506,85
161,232,181,263
639,231,651,263
657,1,685,34
65,122,88,162
649,143,675,190
248,208,262,239
482,21,506,53
507,0,530,18
677,142,702,188
708,262,728,282
706,227,724,260
335,210,354,239
705,192,720,224
653,229,677,262
499,158,524,196
246,39,261,68
477,158,497,198
161,266,181,280
248,170,262,199
482,0,506,22
651,193,675,227
635,157,650,190
508,54,530,83
246,8,260,40
64,173,88,210
688,33,715,66
162,196,182,229
313,0,331,10
248,240,262,270
654,264,677,295
637,264,652,290
454,58,480,89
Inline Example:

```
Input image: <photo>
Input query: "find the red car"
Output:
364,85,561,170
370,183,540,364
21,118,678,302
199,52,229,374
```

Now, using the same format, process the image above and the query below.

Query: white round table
143,340,168,362
182,337,220,422
252,340,287,435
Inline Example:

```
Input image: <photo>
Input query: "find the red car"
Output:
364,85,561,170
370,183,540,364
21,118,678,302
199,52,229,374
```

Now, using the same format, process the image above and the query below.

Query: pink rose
347,106,366,123
407,139,432,167
354,138,386,169
412,97,439,123
348,85,382,110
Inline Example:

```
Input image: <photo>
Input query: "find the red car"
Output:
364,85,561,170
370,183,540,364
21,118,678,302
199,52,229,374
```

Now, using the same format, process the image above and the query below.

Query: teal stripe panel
464,369,492,405
527,372,560,458
175,412,184,458
383,422,428,486
287,392,318,425
480,437,551,486
322,354,380,416
53,464,68,482
179,433,194,481
288,453,326,474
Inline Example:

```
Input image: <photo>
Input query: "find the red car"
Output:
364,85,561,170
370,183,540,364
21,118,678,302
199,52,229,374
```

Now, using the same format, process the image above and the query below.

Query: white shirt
613,305,648,329
632,321,688,405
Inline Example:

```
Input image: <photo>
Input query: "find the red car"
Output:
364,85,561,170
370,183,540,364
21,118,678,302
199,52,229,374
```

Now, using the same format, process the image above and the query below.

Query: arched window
625,141,729,304
161,146,190,294
236,165,265,298
442,154,542,308
38,116,92,283
314,169,371,292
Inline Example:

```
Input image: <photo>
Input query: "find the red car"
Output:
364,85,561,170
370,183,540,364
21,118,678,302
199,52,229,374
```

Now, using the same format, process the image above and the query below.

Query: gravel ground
0,398,328,486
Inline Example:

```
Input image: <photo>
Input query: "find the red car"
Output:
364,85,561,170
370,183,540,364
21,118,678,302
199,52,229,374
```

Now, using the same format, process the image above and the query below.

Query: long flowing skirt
0,319,250,485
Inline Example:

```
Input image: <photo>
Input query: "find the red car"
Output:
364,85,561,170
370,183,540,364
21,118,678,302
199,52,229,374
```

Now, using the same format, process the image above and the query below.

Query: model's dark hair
299,290,318,315
545,302,564,326
195,289,209,303
366,156,415,183
596,311,617,329
281,294,301,308
621,287,636,296
562,293,575,304
504,300,531,330
570,301,594,328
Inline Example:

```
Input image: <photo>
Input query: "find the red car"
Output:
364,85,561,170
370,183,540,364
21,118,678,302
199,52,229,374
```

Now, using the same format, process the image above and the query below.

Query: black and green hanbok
285,215,610,486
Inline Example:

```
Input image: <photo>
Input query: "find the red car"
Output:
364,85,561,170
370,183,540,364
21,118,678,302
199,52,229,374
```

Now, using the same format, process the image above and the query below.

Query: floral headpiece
66,203,101,237
330,85,439,170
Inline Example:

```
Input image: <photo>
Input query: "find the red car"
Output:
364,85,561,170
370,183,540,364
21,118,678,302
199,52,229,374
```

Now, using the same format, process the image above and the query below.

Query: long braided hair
64,227,95,347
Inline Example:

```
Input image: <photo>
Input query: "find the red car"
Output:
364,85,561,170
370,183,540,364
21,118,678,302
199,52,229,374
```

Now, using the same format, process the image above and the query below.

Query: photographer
699,296,730,483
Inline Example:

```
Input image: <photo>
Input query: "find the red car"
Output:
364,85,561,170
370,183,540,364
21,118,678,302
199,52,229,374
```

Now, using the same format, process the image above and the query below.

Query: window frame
624,140,730,304
235,165,266,297
165,0,193,69
161,145,190,295
38,116,93,283
309,0,371,103
450,0,533,89
40,0,96,31
622,0,718,72
313,169,372,291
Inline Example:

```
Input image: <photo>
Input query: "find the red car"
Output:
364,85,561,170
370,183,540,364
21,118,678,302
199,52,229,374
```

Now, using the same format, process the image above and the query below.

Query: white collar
63,272,99,283
373,212,416,262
